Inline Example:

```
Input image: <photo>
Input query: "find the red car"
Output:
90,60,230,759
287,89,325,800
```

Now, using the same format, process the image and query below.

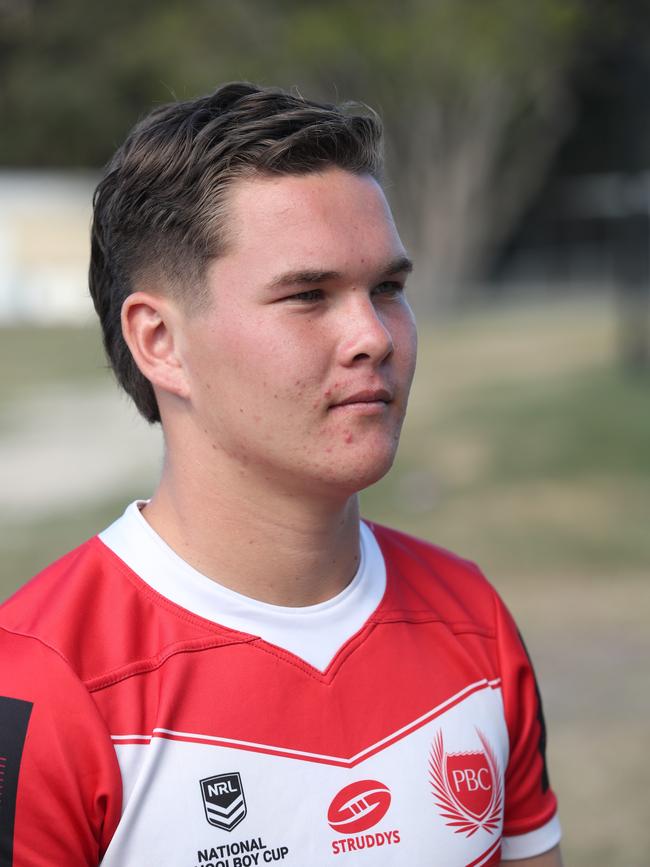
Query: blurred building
493,32,650,300
0,171,97,323
493,172,650,291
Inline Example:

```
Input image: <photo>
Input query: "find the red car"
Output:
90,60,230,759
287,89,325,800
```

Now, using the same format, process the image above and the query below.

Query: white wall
0,171,98,323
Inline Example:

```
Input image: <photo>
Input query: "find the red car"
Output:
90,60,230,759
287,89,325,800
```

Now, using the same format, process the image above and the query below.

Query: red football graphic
327,779,391,834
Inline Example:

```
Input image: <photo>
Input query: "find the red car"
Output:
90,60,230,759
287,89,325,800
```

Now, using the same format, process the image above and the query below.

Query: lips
330,388,392,408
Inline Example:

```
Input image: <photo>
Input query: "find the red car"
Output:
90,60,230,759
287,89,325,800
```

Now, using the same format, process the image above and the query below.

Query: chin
323,450,398,496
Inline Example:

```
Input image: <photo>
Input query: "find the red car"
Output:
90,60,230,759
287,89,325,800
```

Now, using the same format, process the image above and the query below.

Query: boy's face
174,167,417,498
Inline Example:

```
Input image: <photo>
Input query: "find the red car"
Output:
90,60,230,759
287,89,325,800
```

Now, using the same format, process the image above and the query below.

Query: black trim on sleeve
517,631,551,794
0,696,33,866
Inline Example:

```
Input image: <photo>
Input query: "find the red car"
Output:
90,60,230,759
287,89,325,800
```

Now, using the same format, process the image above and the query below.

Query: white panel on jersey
99,502,386,672
106,685,511,867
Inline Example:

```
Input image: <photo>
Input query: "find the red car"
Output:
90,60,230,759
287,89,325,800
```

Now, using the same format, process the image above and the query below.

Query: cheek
208,327,317,414
392,312,418,375
407,323,418,375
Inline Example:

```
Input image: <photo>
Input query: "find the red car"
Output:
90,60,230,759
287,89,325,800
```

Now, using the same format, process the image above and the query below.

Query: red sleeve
493,595,558,838
0,627,122,866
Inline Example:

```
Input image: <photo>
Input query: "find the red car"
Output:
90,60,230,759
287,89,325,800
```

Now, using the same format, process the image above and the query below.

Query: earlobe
121,292,190,400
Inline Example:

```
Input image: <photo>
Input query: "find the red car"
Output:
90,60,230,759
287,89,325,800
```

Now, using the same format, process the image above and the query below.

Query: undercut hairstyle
89,82,384,423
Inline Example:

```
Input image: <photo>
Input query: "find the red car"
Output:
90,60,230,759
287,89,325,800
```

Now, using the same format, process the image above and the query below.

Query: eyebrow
266,255,414,291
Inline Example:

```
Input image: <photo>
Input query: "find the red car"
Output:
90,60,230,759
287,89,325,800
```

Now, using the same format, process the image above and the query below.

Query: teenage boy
0,83,562,866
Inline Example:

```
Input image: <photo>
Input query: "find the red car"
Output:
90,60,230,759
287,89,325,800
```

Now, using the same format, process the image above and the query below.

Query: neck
142,448,362,607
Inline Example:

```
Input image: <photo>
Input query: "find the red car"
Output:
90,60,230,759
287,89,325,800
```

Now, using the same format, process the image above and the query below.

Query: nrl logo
200,772,247,831
429,729,502,837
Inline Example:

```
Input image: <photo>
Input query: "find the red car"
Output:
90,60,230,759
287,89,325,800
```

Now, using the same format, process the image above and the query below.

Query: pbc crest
200,772,247,831
429,729,502,837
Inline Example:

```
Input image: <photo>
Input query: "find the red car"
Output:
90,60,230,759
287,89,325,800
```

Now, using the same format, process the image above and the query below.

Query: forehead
222,168,405,274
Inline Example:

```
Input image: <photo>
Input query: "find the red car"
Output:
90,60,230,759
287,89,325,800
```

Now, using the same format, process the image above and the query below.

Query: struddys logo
327,780,400,856
200,773,247,831
429,729,502,837
327,779,391,834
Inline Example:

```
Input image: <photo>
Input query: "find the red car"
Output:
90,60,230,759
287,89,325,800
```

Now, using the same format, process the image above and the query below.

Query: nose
339,296,394,367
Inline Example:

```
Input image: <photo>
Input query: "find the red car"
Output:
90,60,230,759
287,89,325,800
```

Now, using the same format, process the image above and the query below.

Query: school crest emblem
429,729,502,837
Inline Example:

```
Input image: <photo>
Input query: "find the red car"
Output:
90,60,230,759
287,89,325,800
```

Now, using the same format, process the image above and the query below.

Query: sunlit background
2,2,649,863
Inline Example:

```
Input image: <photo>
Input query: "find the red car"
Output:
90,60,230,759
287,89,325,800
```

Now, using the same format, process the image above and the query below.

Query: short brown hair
89,82,383,423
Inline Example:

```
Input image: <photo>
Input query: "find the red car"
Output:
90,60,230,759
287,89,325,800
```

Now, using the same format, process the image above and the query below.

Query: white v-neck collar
99,502,386,672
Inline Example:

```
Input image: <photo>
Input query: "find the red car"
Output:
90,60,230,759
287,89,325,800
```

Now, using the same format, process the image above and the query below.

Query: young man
0,84,562,866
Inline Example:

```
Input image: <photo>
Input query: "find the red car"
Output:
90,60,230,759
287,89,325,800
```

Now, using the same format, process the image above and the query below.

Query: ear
121,291,190,400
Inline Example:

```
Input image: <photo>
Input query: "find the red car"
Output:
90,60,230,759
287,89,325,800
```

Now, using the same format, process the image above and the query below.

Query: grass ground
2,295,648,864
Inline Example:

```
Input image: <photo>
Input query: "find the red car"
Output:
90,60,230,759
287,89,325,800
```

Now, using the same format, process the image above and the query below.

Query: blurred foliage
0,0,615,302
0,0,588,167
1,0,648,302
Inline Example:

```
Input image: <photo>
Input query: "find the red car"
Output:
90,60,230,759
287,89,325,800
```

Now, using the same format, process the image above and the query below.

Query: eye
372,281,404,298
286,288,324,302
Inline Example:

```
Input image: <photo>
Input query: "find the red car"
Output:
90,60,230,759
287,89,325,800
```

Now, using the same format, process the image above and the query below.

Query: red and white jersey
0,504,560,866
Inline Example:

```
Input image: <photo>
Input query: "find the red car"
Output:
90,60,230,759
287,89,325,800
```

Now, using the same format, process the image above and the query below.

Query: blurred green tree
0,0,603,306
259,0,591,308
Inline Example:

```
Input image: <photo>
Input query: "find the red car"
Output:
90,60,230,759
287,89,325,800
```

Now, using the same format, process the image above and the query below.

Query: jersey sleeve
0,627,122,866
492,594,561,859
